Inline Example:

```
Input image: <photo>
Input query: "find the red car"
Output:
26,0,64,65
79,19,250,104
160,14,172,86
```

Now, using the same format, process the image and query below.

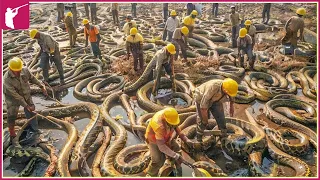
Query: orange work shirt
145,110,174,144
84,25,99,42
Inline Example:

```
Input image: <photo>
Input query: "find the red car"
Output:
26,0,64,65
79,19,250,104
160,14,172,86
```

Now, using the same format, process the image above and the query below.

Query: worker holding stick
4,57,48,146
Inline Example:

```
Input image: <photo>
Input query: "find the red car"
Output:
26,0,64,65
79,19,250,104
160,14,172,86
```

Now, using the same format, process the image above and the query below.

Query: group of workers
4,54,239,177
4,3,308,177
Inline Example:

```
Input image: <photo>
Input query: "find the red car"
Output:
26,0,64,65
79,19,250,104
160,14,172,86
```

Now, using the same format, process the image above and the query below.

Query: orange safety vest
145,110,174,144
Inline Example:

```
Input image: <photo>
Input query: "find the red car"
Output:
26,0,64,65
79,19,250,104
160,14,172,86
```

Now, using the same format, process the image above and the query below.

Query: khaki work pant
146,140,182,177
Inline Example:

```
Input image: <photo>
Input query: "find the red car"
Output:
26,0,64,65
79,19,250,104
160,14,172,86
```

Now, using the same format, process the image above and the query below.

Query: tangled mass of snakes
2,3,318,177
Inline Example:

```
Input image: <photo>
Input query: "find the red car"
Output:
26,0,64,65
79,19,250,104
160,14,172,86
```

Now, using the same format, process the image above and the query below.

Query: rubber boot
9,124,19,146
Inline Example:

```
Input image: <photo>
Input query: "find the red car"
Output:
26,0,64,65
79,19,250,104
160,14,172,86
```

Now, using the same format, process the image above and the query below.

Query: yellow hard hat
222,78,238,97
170,10,177,16
239,28,247,38
83,18,89,25
8,57,23,71
66,12,73,17
296,8,306,16
163,107,180,125
130,27,138,35
29,29,38,39
181,26,189,35
166,43,176,55
183,17,192,25
191,10,198,16
244,20,252,26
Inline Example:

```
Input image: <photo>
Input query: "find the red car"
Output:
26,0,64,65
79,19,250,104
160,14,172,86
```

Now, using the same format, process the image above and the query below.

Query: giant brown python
136,78,195,113
265,99,317,148
246,110,311,177
40,103,103,177
264,127,310,156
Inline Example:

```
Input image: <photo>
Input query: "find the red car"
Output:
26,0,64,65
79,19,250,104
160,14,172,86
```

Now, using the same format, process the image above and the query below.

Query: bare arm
156,139,177,158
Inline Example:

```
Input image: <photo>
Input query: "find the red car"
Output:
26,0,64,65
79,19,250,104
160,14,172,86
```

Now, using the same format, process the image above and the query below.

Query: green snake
265,99,317,148
40,103,103,177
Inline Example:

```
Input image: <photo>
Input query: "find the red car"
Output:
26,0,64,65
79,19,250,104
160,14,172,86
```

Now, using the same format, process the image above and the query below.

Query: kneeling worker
145,107,193,176
193,78,238,142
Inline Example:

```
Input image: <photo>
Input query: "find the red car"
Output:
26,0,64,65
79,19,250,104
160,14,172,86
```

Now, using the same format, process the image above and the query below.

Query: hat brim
167,116,180,126
169,51,176,55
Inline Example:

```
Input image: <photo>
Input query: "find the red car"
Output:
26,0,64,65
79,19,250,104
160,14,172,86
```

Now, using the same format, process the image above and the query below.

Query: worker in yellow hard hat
151,44,177,100
145,107,193,177
182,10,198,38
229,6,240,48
83,19,102,59
4,57,47,146
123,15,137,36
282,7,306,54
126,27,144,73
244,20,256,49
29,29,65,85
172,26,189,63
64,12,77,48
237,28,255,69
162,10,179,42
194,78,238,142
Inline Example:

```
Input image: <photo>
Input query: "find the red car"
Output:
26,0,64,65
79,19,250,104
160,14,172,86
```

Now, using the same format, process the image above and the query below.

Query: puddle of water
3,156,48,177
73,118,90,134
